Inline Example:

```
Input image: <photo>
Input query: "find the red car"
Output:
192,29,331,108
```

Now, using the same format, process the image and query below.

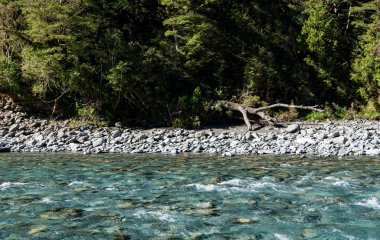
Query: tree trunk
218,101,323,130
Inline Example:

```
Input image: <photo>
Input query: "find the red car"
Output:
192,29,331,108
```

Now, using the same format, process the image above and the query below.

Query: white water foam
187,183,218,191
294,172,316,186
68,181,92,187
355,197,380,210
280,163,292,168
323,176,351,187
133,210,175,222
257,166,277,170
274,233,292,240
105,186,117,191
0,182,27,191
332,229,357,240
186,177,279,193
40,197,54,204
68,181,85,186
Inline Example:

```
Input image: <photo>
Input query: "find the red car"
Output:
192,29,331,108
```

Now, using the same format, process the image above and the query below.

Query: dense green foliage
0,0,379,126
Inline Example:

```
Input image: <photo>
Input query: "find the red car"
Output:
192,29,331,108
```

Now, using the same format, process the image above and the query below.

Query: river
0,153,379,239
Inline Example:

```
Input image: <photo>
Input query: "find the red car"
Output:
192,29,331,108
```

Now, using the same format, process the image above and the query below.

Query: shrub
71,102,108,127
356,100,380,120
305,111,330,121
277,108,299,122
241,95,262,107
171,87,204,128
331,103,352,120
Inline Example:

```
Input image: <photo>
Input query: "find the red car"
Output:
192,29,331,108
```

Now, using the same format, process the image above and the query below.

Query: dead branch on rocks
218,101,323,130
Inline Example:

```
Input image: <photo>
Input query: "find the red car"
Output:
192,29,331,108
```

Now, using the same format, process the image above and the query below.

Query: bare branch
252,103,324,113
40,88,70,118
41,88,70,104
218,101,324,131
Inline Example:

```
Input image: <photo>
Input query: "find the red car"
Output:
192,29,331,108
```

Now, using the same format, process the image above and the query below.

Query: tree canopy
0,0,379,126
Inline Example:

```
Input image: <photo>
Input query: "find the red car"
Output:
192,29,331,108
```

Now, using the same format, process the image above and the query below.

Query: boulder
92,138,104,147
222,152,233,157
195,131,205,138
115,122,123,128
266,132,277,140
235,218,258,224
0,129,8,137
329,131,340,138
8,124,19,133
296,137,316,145
332,136,347,145
230,140,240,148
286,124,300,133
28,225,47,235
111,130,122,138
366,149,380,156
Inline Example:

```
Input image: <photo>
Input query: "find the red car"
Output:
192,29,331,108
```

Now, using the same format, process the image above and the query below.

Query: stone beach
0,99,379,157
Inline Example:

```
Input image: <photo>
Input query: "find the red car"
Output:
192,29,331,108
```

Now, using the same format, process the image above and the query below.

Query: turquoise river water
0,153,379,239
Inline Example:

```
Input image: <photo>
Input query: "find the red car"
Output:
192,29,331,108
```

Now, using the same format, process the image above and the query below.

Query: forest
0,0,379,127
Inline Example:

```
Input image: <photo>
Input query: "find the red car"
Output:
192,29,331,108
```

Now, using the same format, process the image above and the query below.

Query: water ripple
355,197,380,210
186,177,280,193
0,182,27,191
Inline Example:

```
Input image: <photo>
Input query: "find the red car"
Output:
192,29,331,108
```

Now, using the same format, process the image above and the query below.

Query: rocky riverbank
0,100,379,157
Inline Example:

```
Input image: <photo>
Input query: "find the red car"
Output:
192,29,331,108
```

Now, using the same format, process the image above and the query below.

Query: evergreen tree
19,0,99,114
351,0,379,107
0,0,22,92
0,0,378,125
301,0,354,104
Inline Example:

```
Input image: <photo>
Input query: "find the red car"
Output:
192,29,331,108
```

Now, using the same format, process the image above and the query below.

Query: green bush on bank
356,100,380,120
69,103,108,127
305,101,380,122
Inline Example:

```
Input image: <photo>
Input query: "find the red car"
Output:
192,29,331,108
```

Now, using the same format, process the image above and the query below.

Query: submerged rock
195,208,216,216
28,225,47,235
116,202,135,209
302,228,319,238
274,172,291,181
235,218,259,224
195,202,214,209
105,225,122,233
40,212,62,220
114,234,131,240
73,187,89,192
51,208,85,218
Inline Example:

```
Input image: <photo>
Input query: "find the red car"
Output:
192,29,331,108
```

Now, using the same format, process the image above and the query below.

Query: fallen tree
218,101,324,130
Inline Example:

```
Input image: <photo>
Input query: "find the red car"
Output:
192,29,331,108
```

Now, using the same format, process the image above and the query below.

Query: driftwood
218,101,323,130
